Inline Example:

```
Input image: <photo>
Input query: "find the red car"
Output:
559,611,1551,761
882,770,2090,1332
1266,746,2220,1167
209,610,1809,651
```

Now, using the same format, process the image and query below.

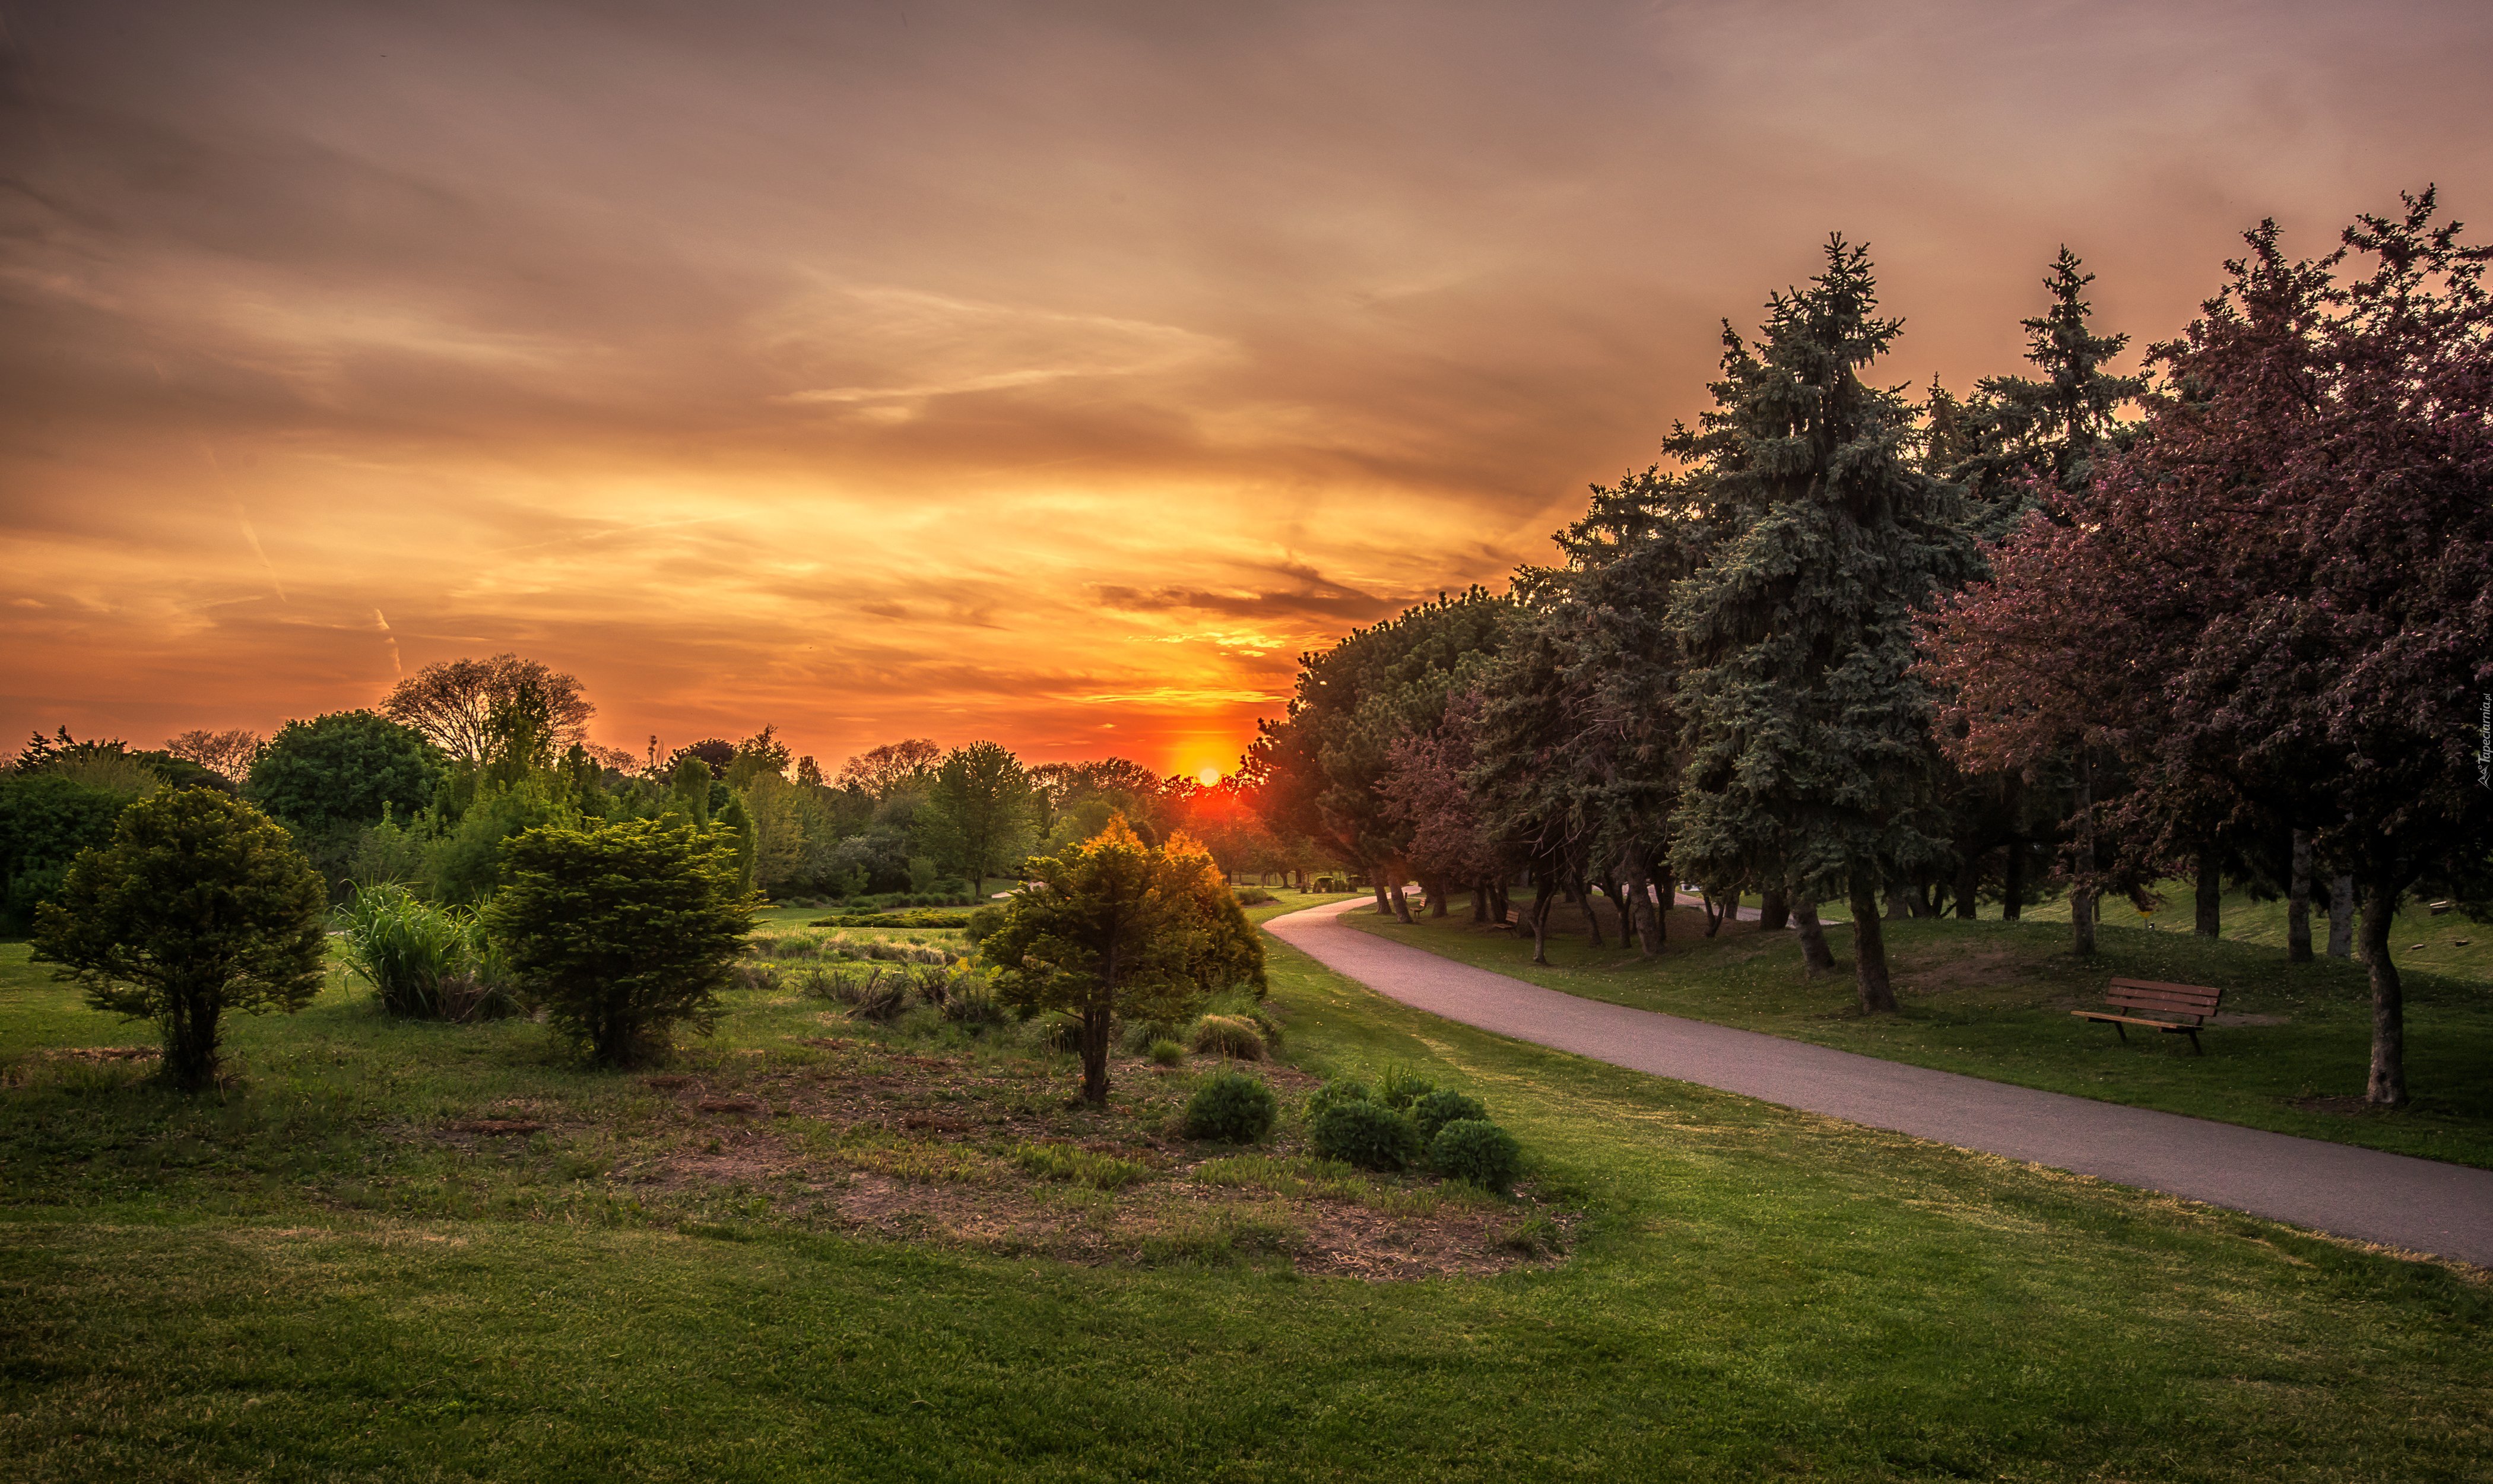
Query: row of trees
1251,193,2490,1106
4,652,1342,932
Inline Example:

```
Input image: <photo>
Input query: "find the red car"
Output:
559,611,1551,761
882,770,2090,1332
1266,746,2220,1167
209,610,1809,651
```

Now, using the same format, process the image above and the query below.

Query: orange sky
5,1,2491,781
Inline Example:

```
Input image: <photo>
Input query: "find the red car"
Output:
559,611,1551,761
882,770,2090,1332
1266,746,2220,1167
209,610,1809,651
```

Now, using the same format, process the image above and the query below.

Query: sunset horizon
9,3,2491,776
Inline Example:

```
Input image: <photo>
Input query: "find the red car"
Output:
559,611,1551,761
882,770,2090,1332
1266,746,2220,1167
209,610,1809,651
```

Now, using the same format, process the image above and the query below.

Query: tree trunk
1622,844,1664,956
2194,852,2221,938
1793,900,1836,975
2328,875,2355,959
1470,885,1489,924
1847,877,1898,1013
163,982,221,1093
2071,755,2097,957
1372,875,1393,917
1953,857,1979,919
1885,884,1910,920
1425,876,1448,919
2361,883,2406,1107
1528,874,1556,965
1758,887,1790,932
1579,877,1606,948
1645,872,1669,946
1598,876,1632,947
2003,841,2024,920
1389,876,1413,925
1489,881,1509,925
2286,830,2313,963
1080,1004,1114,1106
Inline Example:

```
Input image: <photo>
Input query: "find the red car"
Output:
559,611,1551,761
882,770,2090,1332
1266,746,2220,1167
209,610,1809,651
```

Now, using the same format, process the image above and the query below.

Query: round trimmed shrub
1305,1078,1371,1122
1184,1070,1278,1142
1311,1099,1419,1171
1412,1088,1489,1143
1147,1036,1186,1067
1189,1014,1265,1061
1429,1118,1522,1194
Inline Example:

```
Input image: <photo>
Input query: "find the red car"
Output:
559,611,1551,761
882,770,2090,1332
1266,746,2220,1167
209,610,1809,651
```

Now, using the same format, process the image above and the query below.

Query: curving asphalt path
1266,897,2493,1267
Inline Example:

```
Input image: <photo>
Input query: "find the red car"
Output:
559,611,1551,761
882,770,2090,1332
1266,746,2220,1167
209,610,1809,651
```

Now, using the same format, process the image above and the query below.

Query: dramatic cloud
4,0,2489,776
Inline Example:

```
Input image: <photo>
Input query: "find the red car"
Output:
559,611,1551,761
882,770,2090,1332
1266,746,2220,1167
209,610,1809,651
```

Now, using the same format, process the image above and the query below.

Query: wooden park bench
2073,978,2224,1055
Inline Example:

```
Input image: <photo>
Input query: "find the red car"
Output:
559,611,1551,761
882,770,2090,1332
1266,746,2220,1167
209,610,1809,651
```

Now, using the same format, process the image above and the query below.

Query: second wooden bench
2072,978,2224,1055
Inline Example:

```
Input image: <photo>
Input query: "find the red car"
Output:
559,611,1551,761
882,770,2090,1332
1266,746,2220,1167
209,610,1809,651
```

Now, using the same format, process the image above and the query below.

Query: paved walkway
1266,898,2493,1267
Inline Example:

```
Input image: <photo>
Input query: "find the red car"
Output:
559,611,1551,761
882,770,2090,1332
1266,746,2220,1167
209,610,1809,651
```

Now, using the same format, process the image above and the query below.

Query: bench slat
2108,978,2224,1003
2073,1011,2199,1030
2106,991,2215,1016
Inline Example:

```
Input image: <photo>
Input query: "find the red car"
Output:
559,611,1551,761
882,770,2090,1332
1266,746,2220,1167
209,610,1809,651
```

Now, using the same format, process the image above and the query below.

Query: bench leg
2187,1028,2202,1056
2113,1021,2127,1043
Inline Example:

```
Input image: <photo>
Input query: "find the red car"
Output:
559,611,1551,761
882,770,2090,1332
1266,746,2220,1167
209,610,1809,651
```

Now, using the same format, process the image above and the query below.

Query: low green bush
1148,1037,1187,1067
812,909,974,930
1184,1070,1278,1143
1305,1079,1371,1122
1233,886,1276,906
1121,1019,1178,1053
1311,1099,1419,1172
1412,1088,1489,1143
1190,1014,1265,1061
965,904,1006,946
1429,1118,1522,1195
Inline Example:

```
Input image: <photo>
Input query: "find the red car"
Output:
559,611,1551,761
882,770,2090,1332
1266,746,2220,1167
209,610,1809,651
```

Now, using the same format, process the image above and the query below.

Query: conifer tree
1666,237,1980,1011
1953,247,2146,532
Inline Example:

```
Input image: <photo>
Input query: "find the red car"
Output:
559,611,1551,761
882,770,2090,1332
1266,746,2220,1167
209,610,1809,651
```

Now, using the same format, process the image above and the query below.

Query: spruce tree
1666,237,1978,1011
1953,247,2146,533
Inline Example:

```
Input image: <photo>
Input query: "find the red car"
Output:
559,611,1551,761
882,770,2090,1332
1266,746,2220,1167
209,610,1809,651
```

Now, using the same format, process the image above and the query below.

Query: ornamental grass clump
1189,1014,1265,1061
340,882,513,1020
1147,1036,1186,1066
1183,1070,1277,1143
1377,1063,1436,1110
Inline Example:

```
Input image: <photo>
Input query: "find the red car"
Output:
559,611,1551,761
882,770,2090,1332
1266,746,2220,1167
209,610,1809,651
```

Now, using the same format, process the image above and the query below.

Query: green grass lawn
2,896,2488,1480
2019,879,2493,984
1344,898,2493,1168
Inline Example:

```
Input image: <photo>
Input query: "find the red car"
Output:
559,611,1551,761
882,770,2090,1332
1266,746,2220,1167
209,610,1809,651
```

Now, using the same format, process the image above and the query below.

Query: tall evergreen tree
1953,247,2148,532
1665,237,1980,1011
1923,249,2147,948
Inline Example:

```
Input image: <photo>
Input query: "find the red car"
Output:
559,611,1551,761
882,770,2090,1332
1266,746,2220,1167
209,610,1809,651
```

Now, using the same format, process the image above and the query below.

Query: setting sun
1196,766,1222,787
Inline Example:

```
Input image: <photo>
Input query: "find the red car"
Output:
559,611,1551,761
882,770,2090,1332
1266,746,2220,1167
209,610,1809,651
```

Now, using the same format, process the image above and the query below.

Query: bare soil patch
600,1036,1567,1279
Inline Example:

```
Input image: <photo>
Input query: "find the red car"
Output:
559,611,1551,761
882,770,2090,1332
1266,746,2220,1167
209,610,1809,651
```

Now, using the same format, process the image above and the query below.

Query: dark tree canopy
836,739,942,799
1249,588,1511,921
924,741,1035,885
1923,191,2493,1105
382,654,596,764
245,711,441,834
